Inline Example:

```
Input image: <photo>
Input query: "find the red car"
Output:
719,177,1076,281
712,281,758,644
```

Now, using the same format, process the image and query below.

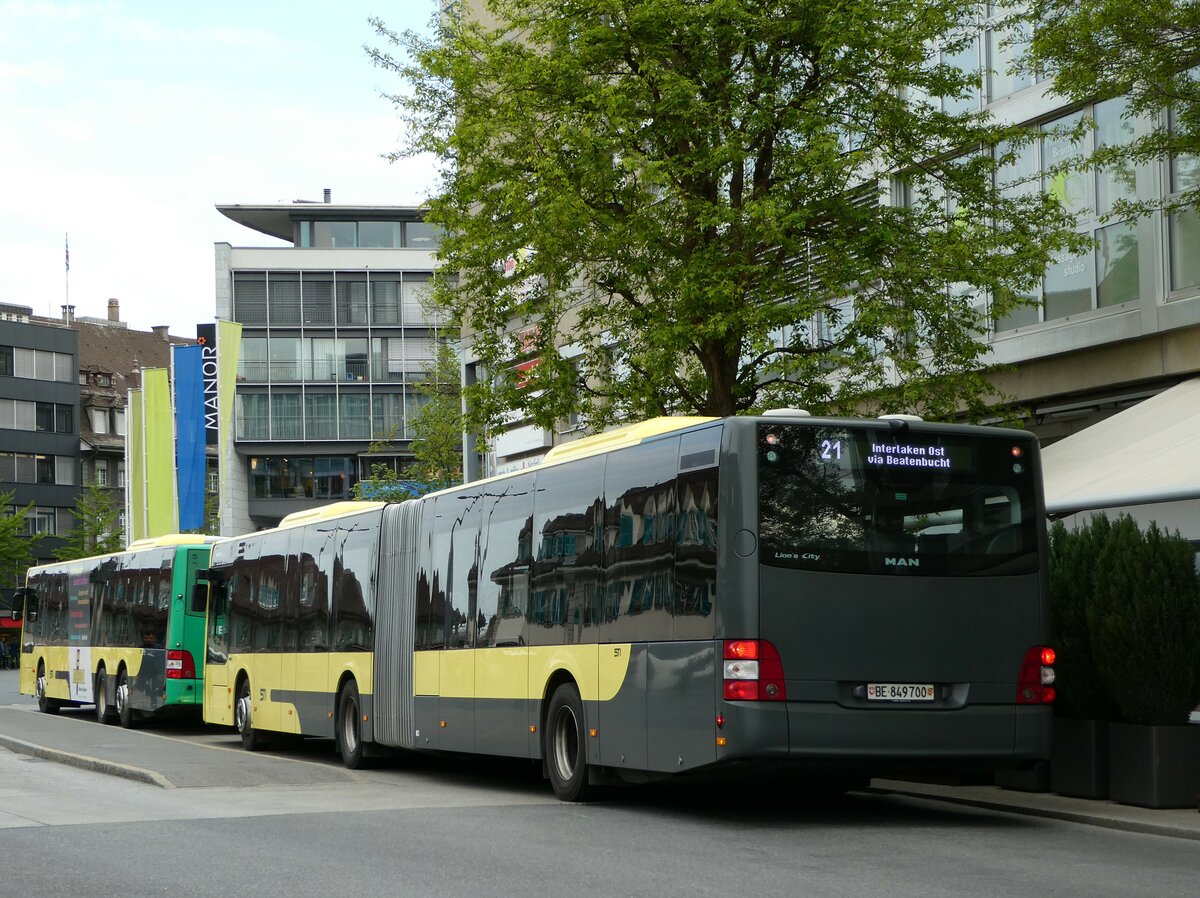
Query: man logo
885,557,919,568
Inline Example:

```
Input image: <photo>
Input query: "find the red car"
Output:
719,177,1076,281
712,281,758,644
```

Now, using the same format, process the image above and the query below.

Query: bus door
279,526,318,737
10,587,36,691
202,568,233,726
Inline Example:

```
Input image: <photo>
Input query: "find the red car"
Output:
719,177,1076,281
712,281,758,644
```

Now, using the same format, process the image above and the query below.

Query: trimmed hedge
1089,517,1200,726
1048,516,1117,720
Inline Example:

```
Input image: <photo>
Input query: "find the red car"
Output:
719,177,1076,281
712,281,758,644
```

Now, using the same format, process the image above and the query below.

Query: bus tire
236,677,264,751
116,669,138,729
545,682,594,802
36,662,59,715
95,667,116,724
336,680,366,769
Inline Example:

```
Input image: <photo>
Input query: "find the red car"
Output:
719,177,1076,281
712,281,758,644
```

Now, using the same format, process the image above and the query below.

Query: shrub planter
1107,722,1200,809
1051,717,1109,799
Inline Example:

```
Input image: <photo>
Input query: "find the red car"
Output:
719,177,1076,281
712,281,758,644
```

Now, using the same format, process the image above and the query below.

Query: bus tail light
166,650,196,680
1017,645,1055,704
723,639,787,702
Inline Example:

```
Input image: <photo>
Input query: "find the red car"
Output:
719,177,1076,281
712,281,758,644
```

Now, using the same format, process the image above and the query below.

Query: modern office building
214,196,450,533
0,305,80,569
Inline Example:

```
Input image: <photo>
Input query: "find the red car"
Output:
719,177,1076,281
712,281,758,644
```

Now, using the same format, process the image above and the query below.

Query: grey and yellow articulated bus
202,413,1055,801
11,534,216,726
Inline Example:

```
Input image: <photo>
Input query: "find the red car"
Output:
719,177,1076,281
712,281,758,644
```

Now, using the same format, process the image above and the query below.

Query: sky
0,0,441,334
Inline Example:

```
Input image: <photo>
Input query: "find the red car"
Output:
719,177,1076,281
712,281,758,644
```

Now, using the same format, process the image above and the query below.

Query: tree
1026,0,1200,217
370,0,1085,434
54,482,123,561
407,339,464,492
351,342,464,501
0,491,43,587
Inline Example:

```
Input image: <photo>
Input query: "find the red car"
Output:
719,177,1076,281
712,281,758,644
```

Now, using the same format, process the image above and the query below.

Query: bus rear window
757,424,1039,576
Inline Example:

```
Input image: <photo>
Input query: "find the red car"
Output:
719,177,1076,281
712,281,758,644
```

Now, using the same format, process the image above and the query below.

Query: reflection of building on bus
10,534,216,725
199,414,1054,802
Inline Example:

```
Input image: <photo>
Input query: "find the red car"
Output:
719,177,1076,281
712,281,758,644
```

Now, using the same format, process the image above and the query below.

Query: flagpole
64,233,70,317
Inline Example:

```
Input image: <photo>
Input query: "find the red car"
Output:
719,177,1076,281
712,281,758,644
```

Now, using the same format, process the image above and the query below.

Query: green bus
12,534,216,726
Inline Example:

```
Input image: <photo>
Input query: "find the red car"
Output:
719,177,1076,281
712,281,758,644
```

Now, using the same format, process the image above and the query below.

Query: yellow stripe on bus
416,644,633,702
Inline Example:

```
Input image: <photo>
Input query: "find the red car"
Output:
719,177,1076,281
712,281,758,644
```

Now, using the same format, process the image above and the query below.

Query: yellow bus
202,413,1053,800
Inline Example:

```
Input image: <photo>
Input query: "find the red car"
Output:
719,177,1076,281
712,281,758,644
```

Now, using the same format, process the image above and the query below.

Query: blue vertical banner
173,344,206,531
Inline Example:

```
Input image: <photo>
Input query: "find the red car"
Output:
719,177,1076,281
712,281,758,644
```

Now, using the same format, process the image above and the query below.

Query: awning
1041,378,1200,516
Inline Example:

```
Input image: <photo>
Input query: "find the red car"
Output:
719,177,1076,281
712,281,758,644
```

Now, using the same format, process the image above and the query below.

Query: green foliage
54,482,124,561
352,427,420,503
1048,516,1118,719
407,339,464,493
0,490,43,587
1088,515,1200,725
370,1,1085,435
351,341,465,502
1026,0,1200,218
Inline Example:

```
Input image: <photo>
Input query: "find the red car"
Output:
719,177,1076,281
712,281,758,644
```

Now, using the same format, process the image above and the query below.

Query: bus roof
27,533,216,577
277,501,387,529
541,416,719,466
125,534,220,551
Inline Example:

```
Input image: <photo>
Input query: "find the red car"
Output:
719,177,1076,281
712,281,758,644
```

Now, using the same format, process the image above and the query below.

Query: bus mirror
10,588,33,623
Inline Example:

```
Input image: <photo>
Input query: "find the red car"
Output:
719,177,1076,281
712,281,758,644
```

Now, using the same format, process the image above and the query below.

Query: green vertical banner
215,319,242,534
127,388,146,542
143,368,178,538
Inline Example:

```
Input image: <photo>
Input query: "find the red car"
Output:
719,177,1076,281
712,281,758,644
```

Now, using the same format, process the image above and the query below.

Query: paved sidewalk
871,778,1200,842
0,705,361,788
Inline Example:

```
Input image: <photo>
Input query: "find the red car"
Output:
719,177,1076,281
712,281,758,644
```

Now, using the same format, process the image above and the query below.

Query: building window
91,407,109,435
249,456,354,499
1,348,74,382
339,393,371,439
993,98,1142,332
96,462,108,487
114,409,125,436
270,392,302,440
24,507,57,536
985,13,1032,103
237,393,270,440
118,461,125,487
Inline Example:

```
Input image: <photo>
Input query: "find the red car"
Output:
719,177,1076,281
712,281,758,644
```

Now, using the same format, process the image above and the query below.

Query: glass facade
297,220,443,249
232,268,451,442
249,456,356,500
993,97,1145,332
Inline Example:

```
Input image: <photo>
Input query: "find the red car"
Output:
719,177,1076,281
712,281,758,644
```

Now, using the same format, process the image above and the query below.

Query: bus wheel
95,668,116,724
116,670,137,729
236,678,264,751
336,680,366,769
545,683,594,802
36,662,59,715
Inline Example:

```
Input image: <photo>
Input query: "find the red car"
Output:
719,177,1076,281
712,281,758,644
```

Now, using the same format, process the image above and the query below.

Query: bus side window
191,582,209,614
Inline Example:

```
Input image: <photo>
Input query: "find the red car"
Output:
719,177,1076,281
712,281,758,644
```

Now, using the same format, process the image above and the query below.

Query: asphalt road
2,670,1200,897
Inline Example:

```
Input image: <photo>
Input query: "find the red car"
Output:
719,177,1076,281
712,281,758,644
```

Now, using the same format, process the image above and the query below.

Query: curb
870,781,1200,843
0,732,175,789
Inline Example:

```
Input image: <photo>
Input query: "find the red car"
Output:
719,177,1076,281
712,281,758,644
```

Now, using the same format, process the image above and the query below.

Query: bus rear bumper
716,701,1051,772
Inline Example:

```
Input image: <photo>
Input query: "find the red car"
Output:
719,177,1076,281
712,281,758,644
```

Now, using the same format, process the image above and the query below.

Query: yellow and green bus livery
11,534,217,726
